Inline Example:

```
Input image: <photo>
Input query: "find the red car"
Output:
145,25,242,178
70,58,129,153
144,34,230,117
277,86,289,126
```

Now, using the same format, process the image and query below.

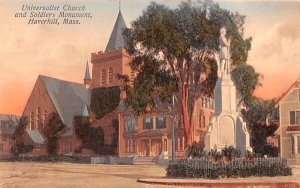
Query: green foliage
232,64,260,104
12,116,28,144
250,122,279,156
185,145,241,162
166,158,292,179
74,116,105,155
123,1,258,112
221,146,241,161
245,150,255,160
43,113,65,156
122,56,177,114
185,142,207,159
90,87,120,119
208,149,223,162
242,98,279,156
11,116,33,157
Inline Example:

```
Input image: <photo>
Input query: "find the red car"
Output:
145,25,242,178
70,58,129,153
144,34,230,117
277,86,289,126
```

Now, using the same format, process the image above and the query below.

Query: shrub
43,113,65,156
74,116,105,155
11,143,33,156
166,158,292,179
245,150,255,160
185,142,207,159
208,149,222,162
221,146,241,161
11,116,33,157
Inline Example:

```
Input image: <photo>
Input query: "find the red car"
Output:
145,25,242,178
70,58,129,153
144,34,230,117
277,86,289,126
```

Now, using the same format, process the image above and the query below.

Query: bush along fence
166,158,292,179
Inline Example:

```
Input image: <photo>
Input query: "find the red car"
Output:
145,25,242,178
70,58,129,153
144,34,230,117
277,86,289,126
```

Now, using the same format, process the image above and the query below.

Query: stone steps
134,157,156,165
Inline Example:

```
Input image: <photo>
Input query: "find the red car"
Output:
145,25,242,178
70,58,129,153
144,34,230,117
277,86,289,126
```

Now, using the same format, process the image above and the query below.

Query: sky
0,0,299,115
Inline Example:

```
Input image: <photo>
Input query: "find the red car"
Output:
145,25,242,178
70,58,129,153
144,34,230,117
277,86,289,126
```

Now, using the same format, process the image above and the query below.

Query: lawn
0,162,166,188
0,162,299,188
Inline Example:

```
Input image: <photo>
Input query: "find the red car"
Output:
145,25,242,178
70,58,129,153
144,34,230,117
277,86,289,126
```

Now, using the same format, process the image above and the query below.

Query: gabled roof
40,75,91,136
276,79,300,107
105,10,127,51
26,129,45,144
84,61,91,80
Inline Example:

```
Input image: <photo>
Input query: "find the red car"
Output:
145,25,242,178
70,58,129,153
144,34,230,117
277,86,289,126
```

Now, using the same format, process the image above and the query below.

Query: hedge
166,158,292,179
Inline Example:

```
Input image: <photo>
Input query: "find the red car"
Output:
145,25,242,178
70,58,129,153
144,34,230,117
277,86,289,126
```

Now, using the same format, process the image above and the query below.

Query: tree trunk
181,83,193,147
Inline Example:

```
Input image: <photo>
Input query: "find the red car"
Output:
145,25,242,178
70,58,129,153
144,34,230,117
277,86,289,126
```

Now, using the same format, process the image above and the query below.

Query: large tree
122,0,259,146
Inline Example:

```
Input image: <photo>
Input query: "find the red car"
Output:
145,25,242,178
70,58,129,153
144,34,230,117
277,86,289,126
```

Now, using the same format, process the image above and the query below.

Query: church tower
84,61,92,88
90,7,133,89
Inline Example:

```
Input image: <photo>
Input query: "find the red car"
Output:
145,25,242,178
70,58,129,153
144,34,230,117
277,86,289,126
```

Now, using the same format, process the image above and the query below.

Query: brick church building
22,9,214,158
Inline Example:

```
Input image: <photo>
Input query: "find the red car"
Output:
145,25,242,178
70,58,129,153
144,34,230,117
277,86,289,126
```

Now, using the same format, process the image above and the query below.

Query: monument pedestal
204,74,252,156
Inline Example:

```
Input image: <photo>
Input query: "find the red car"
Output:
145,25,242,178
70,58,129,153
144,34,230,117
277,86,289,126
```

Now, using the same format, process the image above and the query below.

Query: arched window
43,110,48,129
36,107,42,130
30,112,34,130
108,67,113,84
101,69,107,85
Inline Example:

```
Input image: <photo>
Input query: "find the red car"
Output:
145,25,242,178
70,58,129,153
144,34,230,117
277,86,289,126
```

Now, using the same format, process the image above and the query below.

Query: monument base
204,76,252,156
204,113,252,156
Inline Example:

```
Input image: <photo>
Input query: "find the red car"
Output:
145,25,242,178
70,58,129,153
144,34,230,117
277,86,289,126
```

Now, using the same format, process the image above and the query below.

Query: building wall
23,76,57,131
22,77,82,155
118,97,214,158
92,112,119,145
119,110,171,157
91,48,133,88
0,135,13,155
279,87,300,159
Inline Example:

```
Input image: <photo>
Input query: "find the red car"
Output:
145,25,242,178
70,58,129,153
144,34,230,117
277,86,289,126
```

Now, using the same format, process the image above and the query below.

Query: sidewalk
138,178,300,187
137,166,300,187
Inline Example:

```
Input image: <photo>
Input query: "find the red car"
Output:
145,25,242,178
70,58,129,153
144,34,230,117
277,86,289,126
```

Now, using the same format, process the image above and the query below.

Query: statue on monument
218,27,231,76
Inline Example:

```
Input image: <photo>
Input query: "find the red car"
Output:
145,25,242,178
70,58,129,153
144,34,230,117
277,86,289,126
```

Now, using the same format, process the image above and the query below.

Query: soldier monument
204,27,252,156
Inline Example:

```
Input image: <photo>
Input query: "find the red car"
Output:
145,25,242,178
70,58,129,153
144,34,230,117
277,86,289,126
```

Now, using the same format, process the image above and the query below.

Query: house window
179,137,184,151
30,112,35,130
292,136,294,154
125,139,135,153
164,139,168,151
143,117,153,129
101,69,107,85
298,136,300,154
290,111,300,125
130,70,135,82
130,139,135,153
210,99,214,109
156,116,166,129
201,97,205,108
177,115,182,128
108,67,113,84
125,117,137,132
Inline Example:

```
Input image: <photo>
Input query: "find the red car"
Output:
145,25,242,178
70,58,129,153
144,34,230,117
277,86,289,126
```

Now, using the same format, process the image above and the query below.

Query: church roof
105,10,127,51
40,75,90,136
26,129,45,144
84,61,91,80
